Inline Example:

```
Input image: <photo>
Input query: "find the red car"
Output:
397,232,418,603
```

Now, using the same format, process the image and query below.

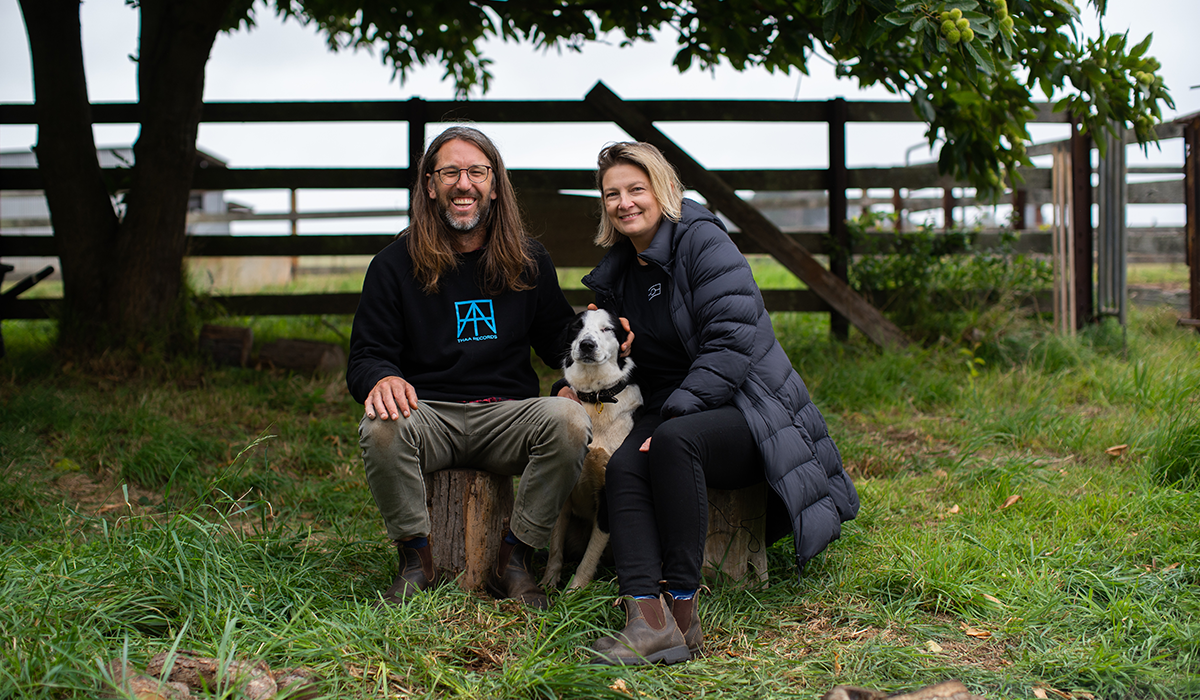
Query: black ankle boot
380,541,437,605
485,537,549,609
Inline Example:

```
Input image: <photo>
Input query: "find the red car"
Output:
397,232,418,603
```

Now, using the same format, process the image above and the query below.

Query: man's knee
359,413,421,459
540,397,591,450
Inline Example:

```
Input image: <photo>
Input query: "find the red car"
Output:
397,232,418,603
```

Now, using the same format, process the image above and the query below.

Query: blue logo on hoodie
455,299,497,342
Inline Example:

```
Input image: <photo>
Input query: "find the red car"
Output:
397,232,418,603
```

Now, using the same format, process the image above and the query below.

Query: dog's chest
583,385,642,454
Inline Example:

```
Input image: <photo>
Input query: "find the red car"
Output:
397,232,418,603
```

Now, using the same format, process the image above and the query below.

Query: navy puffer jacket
582,198,859,573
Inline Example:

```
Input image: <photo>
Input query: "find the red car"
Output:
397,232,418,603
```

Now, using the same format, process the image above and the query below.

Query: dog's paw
539,568,562,589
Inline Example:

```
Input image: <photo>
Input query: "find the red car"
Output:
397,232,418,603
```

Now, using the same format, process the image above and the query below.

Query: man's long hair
405,126,535,295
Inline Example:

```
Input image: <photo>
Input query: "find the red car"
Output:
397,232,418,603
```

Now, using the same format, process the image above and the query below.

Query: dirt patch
53,470,163,518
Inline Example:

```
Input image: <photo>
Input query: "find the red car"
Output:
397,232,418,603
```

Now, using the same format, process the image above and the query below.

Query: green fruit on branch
950,8,963,20
1000,16,1014,33
940,10,952,21
942,19,957,35
961,27,974,42
956,18,970,31
946,28,961,43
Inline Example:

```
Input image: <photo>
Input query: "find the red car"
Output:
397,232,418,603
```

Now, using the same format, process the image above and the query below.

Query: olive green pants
358,397,590,549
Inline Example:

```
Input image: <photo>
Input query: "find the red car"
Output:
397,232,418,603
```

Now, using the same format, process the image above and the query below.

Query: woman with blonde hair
582,142,859,665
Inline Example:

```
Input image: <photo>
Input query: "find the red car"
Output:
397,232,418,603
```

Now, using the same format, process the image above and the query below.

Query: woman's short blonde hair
594,142,685,248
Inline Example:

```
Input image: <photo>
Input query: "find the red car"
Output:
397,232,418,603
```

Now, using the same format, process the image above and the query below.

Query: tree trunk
18,0,121,348
18,0,232,354
110,0,232,351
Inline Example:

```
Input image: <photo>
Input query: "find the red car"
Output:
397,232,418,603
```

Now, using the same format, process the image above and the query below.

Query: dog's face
562,308,627,369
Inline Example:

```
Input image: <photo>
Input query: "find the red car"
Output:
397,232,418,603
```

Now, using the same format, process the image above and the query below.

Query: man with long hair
347,126,588,609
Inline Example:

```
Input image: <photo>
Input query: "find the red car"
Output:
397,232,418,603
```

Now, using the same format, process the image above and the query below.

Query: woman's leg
648,405,761,591
604,411,665,597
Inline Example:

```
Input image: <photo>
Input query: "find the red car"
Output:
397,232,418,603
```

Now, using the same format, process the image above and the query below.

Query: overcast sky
1,0,1196,229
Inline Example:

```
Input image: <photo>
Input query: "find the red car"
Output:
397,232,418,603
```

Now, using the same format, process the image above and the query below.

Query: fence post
1012,189,1027,230
827,98,849,340
1185,115,1200,330
943,188,955,231
1070,118,1094,329
407,96,427,182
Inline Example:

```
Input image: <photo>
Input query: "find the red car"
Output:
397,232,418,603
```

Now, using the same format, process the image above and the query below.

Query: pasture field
1,295,1197,699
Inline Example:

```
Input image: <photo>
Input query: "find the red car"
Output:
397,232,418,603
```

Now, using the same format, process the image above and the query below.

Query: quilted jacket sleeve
661,221,765,417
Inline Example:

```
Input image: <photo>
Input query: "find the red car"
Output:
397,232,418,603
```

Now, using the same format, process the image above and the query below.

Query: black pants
605,404,763,596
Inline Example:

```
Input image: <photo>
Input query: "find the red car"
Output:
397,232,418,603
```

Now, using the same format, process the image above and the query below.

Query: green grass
1,305,1198,699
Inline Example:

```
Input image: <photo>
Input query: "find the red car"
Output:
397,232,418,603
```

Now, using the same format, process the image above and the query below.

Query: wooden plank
0,228,1062,261
2,99,1072,126
828,98,850,339
4,288,1050,320
562,288,834,313
189,168,413,190
1185,117,1200,329
583,81,909,350
188,234,396,256
1070,120,1095,328
4,165,1088,195
198,324,252,367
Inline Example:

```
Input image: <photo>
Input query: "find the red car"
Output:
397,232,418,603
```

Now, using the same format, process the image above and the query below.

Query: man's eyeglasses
432,165,492,185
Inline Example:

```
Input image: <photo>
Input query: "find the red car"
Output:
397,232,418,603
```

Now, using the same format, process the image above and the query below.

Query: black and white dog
542,308,643,590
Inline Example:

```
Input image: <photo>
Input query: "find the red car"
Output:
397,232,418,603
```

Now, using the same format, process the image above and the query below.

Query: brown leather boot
666,592,703,658
485,538,549,610
590,595,690,666
379,541,437,605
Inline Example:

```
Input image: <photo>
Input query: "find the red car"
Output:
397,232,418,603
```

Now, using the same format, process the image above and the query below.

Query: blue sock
402,537,428,550
503,530,520,546
633,595,658,600
668,588,696,601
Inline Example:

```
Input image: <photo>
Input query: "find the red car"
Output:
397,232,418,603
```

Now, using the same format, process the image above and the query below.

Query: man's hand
557,384,582,405
365,376,419,420
587,303,634,357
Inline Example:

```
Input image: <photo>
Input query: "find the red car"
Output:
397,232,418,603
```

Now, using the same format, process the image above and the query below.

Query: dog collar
575,380,628,407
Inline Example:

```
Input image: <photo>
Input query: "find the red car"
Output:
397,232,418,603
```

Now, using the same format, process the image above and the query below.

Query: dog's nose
578,339,596,354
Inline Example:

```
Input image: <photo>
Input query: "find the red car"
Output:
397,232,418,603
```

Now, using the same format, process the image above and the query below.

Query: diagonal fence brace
583,81,909,350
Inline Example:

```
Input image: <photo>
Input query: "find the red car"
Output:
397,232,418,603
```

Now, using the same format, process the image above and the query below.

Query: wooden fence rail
2,95,1194,329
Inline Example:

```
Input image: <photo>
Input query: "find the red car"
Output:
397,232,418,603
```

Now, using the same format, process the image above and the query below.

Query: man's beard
440,195,492,233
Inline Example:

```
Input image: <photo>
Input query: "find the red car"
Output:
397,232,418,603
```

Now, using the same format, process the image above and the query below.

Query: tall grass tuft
1150,408,1200,489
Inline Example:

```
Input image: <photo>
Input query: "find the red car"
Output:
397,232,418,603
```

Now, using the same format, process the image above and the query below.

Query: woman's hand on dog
586,303,634,357
365,375,419,420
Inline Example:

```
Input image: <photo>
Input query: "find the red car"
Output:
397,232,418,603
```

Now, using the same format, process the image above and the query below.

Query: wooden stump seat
422,469,769,591
424,468,513,590
703,482,769,588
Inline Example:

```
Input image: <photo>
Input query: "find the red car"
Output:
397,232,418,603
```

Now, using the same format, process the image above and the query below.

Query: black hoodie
347,236,575,404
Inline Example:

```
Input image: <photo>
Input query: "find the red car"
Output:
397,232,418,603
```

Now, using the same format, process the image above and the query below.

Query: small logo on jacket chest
647,283,662,301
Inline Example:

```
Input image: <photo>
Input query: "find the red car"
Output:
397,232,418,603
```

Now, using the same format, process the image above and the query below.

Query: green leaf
1129,33,1153,60
913,92,937,122
882,11,910,26
951,90,983,105
965,39,995,75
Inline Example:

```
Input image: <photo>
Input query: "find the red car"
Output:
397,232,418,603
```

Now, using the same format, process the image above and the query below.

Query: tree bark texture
112,0,233,349
17,0,121,345
425,469,514,591
18,0,233,352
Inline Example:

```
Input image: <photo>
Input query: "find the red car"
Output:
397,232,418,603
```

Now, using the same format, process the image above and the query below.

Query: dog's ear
558,312,585,369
